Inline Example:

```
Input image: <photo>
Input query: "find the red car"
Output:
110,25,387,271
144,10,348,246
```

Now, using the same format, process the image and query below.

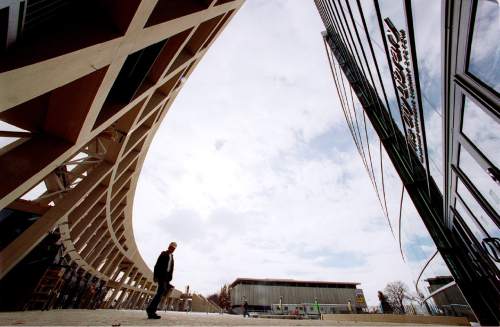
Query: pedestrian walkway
0,309,455,326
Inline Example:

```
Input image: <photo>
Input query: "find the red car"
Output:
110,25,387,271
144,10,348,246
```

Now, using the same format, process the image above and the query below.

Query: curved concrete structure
0,0,243,310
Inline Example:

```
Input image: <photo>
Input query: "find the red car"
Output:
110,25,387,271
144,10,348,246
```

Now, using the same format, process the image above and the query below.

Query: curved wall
0,0,243,310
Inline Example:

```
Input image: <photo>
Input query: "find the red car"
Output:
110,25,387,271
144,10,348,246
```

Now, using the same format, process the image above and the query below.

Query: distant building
191,293,223,313
425,276,474,321
229,278,366,314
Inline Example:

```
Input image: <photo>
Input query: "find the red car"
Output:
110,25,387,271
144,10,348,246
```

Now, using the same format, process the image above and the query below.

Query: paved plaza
0,310,445,326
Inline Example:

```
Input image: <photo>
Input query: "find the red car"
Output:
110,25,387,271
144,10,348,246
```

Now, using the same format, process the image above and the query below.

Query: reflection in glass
469,0,500,92
340,68,371,175
381,146,403,238
411,0,444,192
456,179,500,239
422,272,472,318
416,253,452,297
347,85,391,221
455,199,489,242
357,1,406,133
344,0,396,131
462,97,500,168
459,147,500,214
352,92,371,172
400,190,437,280
364,110,385,210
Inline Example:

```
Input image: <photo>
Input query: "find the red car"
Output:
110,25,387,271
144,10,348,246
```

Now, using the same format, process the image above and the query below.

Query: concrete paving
0,310,439,326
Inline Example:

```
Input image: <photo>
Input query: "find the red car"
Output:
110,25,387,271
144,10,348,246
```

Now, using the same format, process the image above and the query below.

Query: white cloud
132,1,415,306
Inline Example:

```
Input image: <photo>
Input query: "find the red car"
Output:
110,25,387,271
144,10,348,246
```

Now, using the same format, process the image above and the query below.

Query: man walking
243,300,250,318
146,242,177,319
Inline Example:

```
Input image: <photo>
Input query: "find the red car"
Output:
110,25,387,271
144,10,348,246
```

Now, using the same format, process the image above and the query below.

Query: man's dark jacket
153,251,174,282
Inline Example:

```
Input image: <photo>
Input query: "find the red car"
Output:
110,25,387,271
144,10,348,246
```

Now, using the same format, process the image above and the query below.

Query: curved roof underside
0,0,244,304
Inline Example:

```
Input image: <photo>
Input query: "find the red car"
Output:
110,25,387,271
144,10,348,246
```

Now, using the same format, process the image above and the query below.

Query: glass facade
459,145,499,214
410,0,444,193
468,0,500,92
316,0,499,324
461,98,499,168
445,0,499,283
330,53,459,313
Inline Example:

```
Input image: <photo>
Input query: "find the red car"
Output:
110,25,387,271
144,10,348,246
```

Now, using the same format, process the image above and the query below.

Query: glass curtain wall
445,0,499,272
326,51,463,314
314,0,494,318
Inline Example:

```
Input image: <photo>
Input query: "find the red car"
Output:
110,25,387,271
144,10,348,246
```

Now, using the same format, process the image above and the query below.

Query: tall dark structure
314,0,498,325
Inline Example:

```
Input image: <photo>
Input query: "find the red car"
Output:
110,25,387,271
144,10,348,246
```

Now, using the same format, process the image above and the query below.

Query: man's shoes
147,311,161,319
146,310,161,319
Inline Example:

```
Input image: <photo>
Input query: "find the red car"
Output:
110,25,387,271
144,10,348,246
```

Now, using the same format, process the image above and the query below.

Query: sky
132,1,416,306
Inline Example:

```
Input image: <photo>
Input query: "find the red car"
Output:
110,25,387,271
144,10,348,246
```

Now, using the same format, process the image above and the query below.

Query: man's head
167,241,177,253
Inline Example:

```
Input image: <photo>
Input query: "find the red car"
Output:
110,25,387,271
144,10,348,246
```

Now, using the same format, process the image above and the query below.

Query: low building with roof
229,277,366,314
425,276,475,321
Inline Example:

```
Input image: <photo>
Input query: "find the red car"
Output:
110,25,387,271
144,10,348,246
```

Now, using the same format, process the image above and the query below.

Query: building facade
425,276,475,321
229,278,366,314
0,0,243,311
314,0,498,325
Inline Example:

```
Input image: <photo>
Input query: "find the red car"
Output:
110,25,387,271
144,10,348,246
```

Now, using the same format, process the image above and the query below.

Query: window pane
364,109,385,212
416,253,452,298
421,267,471,318
381,145,403,238
456,179,499,239
411,0,444,193
459,146,500,214
457,180,500,271
468,0,500,92
455,198,489,242
357,1,406,133
462,97,500,168
352,91,371,175
400,189,437,278
345,1,397,130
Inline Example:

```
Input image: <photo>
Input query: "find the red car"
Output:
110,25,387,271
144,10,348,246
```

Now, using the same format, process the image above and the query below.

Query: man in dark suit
243,300,250,317
146,242,177,319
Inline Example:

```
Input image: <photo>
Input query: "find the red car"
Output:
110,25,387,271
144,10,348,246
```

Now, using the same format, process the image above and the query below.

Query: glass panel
339,67,367,164
468,0,500,92
400,189,437,279
459,146,500,214
417,253,452,296
381,137,403,237
364,109,385,213
455,198,489,242
411,0,444,192
352,89,371,170
349,86,393,226
457,182,500,271
337,0,390,132
419,256,472,318
342,0,388,113
462,97,500,168
356,1,406,133
456,179,500,239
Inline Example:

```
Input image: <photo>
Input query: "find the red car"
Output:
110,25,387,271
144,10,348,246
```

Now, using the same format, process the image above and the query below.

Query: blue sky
132,1,416,306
